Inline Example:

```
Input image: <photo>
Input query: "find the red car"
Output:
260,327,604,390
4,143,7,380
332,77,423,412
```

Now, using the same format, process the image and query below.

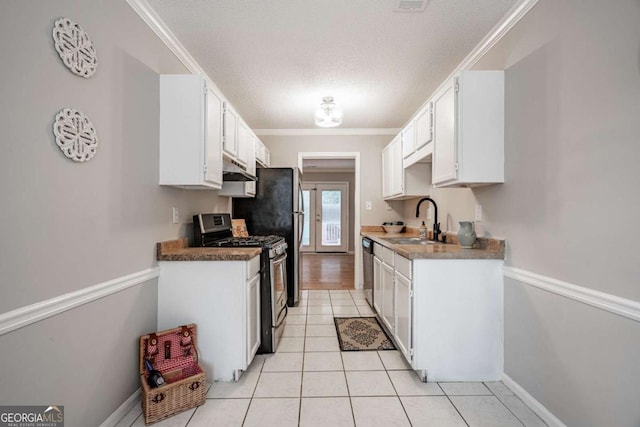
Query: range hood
222,159,256,181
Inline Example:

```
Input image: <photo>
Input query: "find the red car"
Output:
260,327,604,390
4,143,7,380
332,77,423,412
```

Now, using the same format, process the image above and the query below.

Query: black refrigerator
233,167,304,306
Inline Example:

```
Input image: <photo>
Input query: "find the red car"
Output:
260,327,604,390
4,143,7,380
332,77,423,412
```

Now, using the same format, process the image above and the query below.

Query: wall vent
394,0,429,12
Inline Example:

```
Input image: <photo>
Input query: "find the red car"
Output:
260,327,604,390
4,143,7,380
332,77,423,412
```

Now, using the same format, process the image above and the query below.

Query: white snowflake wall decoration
53,108,99,162
52,18,98,78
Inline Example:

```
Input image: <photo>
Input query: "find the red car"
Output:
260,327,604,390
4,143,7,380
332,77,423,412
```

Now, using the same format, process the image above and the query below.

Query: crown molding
403,0,539,128
129,0,539,134
254,128,400,136
459,0,539,71
126,0,227,101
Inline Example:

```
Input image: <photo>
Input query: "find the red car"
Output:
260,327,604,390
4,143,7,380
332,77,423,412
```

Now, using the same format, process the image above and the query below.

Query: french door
301,182,349,253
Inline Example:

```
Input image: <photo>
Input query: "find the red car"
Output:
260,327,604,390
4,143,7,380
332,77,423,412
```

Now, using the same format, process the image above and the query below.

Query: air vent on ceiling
393,0,429,12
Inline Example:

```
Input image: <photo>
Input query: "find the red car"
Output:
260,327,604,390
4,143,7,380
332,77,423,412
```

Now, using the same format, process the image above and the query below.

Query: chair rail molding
0,267,160,336
503,266,640,322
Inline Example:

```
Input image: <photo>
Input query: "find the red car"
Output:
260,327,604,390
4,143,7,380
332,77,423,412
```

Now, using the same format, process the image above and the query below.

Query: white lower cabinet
374,243,503,382
372,250,382,316
381,262,395,332
157,255,261,381
247,272,260,362
393,257,412,361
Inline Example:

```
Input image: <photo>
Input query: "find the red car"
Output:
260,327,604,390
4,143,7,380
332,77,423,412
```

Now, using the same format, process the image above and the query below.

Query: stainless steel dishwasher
362,237,374,307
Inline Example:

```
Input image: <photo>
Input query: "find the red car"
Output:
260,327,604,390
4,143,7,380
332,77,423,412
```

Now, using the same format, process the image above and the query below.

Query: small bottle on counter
419,221,427,239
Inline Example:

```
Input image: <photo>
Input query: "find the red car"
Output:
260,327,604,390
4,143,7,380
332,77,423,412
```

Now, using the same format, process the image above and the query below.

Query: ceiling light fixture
314,96,342,128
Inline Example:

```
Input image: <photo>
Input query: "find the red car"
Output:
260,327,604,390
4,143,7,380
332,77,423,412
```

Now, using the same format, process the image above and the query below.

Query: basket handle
189,381,201,391
151,393,165,404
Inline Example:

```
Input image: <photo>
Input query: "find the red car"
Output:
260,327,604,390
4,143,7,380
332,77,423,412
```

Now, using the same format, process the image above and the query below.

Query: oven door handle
272,252,287,266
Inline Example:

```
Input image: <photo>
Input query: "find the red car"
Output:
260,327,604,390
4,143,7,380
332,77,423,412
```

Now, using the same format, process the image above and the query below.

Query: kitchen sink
384,237,435,245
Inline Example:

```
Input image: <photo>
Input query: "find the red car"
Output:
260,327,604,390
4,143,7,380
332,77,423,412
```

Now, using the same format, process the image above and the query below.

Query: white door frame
298,152,361,290
302,182,349,253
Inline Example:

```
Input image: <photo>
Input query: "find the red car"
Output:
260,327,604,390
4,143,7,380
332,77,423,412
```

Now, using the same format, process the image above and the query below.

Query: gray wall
471,1,640,426
302,172,356,252
0,1,229,425
261,134,401,227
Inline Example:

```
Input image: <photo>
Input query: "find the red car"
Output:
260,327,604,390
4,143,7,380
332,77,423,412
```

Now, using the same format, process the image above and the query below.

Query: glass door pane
320,190,341,246
302,190,311,247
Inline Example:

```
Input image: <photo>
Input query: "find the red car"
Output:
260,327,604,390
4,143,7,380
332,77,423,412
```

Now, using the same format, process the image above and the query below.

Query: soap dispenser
419,221,427,239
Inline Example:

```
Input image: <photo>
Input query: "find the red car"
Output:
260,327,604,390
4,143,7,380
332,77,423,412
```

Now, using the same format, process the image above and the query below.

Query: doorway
298,152,361,291
302,182,349,253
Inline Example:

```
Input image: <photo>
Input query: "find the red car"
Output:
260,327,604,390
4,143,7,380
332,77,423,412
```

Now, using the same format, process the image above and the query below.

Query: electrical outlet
475,205,483,221
172,207,180,224
365,201,372,211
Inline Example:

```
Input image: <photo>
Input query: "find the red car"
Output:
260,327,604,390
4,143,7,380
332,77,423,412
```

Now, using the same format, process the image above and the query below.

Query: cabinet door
246,273,260,365
415,102,433,151
432,80,457,184
401,121,416,159
236,120,250,167
223,104,238,158
205,88,223,187
381,262,395,332
382,144,392,198
391,136,404,196
394,271,412,362
245,134,258,196
373,256,382,316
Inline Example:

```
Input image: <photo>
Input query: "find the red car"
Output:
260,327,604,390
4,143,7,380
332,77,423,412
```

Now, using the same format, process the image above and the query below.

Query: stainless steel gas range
193,213,288,353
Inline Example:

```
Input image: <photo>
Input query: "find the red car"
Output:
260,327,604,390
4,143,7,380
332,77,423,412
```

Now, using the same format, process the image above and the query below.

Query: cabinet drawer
395,255,411,279
382,246,395,266
247,255,260,279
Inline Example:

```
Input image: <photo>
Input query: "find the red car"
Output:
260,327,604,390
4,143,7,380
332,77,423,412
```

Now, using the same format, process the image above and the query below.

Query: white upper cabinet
255,138,270,168
432,71,504,187
220,126,258,198
432,80,457,184
223,103,239,160
236,119,251,167
383,134,431,201
415,102,433,151
159,74,223,189
403,102,433,168
401,121,416,159
382,136,402,199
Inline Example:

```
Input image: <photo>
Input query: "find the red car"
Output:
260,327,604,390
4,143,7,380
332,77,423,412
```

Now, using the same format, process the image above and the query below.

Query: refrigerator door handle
298,212,304,246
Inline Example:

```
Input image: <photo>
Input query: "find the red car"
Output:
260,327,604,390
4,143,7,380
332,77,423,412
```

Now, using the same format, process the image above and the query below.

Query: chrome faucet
416,197,443,242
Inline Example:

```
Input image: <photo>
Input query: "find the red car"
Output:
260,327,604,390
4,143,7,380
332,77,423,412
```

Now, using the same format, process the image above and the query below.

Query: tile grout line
483,382,538,427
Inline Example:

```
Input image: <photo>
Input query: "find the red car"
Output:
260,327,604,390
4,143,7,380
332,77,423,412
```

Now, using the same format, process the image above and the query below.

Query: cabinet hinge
454,162,459,171
203,164,208,173
409,349,414,359
454,82,460,92
409,290,413,298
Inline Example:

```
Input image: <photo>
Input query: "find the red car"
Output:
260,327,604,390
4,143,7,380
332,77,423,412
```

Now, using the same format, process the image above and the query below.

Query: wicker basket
139,324,207,425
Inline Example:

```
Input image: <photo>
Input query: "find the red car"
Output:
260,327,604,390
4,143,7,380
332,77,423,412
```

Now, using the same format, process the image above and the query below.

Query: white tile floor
117,290,547,427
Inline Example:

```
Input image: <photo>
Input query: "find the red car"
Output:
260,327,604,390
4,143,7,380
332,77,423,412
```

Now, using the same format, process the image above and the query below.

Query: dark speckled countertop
361,226,504,260
157,238,261,261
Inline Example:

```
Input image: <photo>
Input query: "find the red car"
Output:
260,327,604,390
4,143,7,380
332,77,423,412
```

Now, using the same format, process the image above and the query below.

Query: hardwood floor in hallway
301,253,354,290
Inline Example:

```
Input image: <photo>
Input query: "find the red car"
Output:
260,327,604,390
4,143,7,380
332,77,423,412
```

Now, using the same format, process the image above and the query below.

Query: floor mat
334,317,396,351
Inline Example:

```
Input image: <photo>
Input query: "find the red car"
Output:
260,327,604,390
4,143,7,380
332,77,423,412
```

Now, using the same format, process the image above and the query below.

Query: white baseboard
100,388,141,427
0,267,160,336
502,374,566,427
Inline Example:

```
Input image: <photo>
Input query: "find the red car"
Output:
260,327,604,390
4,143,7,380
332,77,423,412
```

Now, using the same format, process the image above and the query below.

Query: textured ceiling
147,0,518,130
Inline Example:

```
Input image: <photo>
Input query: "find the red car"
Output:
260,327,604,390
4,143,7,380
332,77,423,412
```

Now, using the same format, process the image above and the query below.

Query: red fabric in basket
145,326,197,375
